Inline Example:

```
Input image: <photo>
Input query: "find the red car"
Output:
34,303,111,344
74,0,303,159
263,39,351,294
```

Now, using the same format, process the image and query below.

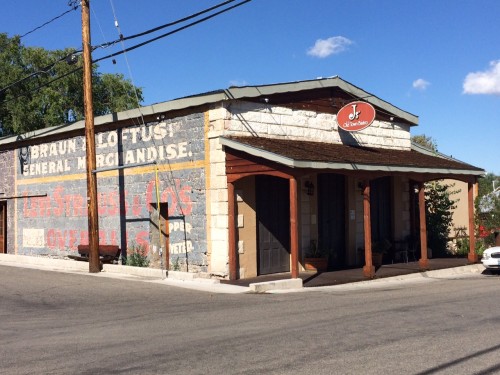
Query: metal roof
0,76,418,147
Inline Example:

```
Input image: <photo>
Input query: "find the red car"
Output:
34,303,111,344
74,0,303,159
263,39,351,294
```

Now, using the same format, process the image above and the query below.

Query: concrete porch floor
221,258,473,288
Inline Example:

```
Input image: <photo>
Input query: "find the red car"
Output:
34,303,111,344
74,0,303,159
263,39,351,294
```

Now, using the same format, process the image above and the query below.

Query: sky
1,0,500,174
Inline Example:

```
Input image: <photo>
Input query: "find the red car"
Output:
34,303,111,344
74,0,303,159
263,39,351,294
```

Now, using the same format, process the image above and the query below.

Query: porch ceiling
220,136,484,178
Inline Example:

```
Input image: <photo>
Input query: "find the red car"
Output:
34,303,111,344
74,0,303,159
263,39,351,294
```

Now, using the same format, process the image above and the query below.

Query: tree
0,33,143,135
425,181,458,256
412,134,438,151
476,173,500,247
412,134,459,256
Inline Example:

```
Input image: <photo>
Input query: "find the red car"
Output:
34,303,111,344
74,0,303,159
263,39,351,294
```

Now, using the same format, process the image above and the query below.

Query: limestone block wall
206,104,231,276
225,101,411,150
12,113,208,271
0,150,15,253
205,100,414,276
204,99,415,277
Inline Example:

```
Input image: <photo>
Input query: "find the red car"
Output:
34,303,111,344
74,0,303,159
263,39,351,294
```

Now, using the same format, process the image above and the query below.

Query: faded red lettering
132,195,142,216
68,230,78,250
53,186,64,216
135,231,149,253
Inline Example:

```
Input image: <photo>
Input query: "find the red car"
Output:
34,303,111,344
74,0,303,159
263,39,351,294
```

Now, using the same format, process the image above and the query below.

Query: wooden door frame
255,175,291,275
226,149,299,280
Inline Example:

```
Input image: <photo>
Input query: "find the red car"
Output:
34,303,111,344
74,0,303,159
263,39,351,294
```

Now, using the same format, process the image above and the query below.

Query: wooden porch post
362,181,375,278
227,181,237,280
467,181,478,263
418,182,429,270
290,176,299,278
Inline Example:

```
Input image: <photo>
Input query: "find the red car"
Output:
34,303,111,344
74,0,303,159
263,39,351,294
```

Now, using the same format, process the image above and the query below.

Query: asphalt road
1,265,500,375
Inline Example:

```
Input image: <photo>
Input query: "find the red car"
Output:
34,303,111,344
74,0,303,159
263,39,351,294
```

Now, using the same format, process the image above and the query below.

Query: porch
221,257,474,288
222,136,483,281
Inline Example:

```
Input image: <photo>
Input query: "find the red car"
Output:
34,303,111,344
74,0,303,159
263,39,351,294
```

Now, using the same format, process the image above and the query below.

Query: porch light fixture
305,181,314,196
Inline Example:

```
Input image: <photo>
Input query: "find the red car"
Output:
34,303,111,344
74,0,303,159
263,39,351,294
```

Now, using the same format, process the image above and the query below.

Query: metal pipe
0,193,48,200
92,161,156,174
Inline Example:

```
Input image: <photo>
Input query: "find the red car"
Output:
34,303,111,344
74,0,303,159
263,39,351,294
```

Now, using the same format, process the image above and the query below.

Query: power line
93,0,252,63
100,0,239,48
1,0,253,106
20,2,80,39
2,0,247,95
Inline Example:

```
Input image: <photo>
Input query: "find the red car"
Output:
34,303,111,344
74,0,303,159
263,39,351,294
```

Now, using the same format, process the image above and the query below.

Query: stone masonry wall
205,100,414,277
0,149,15,253
14,113,208,271
225,101,411,150
206,105,231,276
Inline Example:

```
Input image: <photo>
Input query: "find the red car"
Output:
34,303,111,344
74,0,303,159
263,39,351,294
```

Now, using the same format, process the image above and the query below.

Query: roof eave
1,77,418,146
0,91,227,146
225,77,419,125
220,137,484,177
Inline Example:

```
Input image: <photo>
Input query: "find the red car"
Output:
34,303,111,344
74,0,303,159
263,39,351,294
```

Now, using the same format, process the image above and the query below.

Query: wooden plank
227,182,237,280
418,183,429,270
362,181,375,278
468,181,478,263
290,177,299,278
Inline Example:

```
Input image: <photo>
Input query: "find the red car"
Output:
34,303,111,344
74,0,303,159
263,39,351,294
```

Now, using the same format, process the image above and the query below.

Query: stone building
0,77,484,279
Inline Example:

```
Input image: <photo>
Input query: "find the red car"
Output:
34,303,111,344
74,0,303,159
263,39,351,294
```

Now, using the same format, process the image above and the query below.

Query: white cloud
412,78,430,91
463,60,500,95
228,79,248,87
307,36,353,58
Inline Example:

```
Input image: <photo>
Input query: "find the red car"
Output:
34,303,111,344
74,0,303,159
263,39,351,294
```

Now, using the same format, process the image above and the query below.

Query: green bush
125,244,150,267
425,181,458,257
171,256,180,271
454,237,487,257
454,238,469,257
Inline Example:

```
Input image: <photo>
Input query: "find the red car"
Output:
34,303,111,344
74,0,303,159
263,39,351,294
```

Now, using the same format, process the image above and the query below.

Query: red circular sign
336,101,376,132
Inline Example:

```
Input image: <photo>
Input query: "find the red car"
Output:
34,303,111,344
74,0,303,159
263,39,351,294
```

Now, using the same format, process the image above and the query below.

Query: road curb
0,254,486,293
0,253,89,272
249,278,303,293
300,263,487,293
0,253,220,283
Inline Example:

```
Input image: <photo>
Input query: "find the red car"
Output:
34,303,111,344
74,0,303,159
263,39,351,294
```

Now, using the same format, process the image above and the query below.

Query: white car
481,246,500,270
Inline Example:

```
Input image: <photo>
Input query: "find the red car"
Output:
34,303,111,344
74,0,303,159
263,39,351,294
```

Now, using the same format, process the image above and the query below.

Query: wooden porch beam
467,181,478,263
227,181,237,280
362,181,375,278
290,177,299,279
418,182,429,270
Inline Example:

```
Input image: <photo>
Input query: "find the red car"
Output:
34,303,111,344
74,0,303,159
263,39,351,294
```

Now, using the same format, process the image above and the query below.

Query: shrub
171,256,180,271
454,237,487,257
425,181,458,257
125,244,150,267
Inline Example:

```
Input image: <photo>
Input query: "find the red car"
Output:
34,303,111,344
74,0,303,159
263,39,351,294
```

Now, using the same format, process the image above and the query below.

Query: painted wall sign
336,101,376,132
13,113,209,271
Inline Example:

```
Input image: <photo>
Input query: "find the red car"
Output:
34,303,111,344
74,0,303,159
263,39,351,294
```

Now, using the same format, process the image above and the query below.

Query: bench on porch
68,245,121,264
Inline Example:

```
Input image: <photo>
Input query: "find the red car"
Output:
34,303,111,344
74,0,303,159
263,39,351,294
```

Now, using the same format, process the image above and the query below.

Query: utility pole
81,0,100,273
